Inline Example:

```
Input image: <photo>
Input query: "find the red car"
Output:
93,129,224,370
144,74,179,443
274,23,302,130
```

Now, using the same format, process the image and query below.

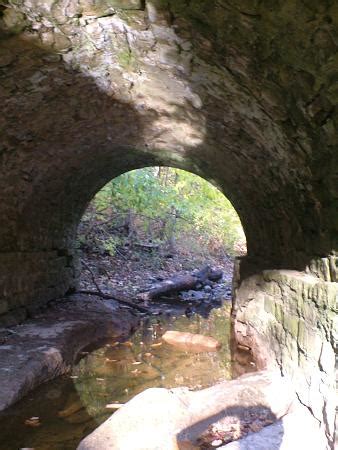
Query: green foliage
103,236,121,256
81,167,246,257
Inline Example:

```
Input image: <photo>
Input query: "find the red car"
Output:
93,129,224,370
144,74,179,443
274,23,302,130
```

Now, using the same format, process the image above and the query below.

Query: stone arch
0,6,336,320
0,2,337,446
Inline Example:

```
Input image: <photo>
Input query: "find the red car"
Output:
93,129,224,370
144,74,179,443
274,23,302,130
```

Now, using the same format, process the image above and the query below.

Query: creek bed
0,302,252,450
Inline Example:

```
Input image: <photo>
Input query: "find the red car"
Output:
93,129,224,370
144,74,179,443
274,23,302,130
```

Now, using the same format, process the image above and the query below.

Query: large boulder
77,371,324,450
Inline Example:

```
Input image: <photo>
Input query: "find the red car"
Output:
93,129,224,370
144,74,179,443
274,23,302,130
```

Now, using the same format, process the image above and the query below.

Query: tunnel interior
1,0,337,323
0,2,337,448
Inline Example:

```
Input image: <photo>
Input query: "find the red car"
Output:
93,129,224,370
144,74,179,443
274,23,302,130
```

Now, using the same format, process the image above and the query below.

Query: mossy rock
78,0,143,18
0,6,28,34
106,0,143,9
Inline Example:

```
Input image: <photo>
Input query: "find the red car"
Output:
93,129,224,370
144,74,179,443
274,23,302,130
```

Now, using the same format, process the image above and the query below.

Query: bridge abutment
232,256,337,449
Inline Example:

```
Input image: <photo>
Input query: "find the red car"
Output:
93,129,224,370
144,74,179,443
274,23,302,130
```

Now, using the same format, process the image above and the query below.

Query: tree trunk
138,265,222,301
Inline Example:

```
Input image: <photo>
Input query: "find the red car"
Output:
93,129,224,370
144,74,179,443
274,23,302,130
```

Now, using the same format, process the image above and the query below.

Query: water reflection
0,303,254,449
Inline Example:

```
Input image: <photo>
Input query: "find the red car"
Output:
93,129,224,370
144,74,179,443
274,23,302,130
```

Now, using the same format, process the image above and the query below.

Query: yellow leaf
24,417,41,427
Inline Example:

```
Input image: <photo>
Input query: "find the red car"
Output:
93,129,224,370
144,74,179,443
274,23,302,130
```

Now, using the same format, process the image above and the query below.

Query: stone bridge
0,1,337,448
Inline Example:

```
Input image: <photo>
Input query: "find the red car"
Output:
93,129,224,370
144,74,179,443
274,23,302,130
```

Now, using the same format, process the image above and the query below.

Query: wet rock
0,295,138,412
58,399,84,418
24,416,41,427
162,331,221,352
64,408,92,425
211,297,223,306
184,307,194,318
208,269,223,282
180,290,206,302
77,371,299,450
218,408,326,450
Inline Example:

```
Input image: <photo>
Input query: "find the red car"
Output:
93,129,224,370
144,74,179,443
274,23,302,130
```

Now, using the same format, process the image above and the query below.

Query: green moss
116,10,145,28
284,315,299,338
117,49,136,69
275,303,284,323
108,0,142,9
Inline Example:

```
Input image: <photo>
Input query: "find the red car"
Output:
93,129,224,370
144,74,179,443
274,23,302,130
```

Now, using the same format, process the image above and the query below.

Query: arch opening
77,165,246,318
78,166,246,265
0,1,336,447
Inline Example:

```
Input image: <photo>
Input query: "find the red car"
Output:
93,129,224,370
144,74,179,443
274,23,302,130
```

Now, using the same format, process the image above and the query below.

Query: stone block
301,300,317,325
319,341,335,374
0,300,9,315
0,249,77,323
283,333,298,367
78,372,296,450
298,321,323,362
264,294,275,315
79,0,142,17
283,314,299,338
109,0,142,8
274,302,284,323
328,255,337,282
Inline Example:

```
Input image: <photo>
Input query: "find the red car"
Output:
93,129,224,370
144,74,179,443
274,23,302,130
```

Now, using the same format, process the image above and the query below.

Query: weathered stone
220,408,327,450
0,294,137,412
231,267,337,449
162,330,221,352
0,7,28,34
108,0,142,9
0,47,14,66
78,0,142,17
0,2,336,298
77,371,296,450
0,3,336,447
0,250,78,326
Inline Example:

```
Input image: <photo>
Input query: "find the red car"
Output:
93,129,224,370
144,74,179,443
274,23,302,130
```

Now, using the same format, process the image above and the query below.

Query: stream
0,302,254,450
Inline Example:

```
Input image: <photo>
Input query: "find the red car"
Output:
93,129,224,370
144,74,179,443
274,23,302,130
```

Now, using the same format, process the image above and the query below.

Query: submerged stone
162,330,221,352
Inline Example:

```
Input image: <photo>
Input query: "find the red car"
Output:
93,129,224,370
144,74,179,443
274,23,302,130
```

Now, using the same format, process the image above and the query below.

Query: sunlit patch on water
0,303,249,450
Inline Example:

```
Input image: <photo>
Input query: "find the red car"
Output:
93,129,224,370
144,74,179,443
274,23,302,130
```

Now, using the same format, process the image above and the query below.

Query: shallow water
0,303,249,450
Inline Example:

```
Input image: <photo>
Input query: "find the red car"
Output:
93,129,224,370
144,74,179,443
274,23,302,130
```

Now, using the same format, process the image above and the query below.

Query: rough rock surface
77,370,326,450
220,409,324,450
0,0,337,321
231,265,337,449
0,2,336,448
0,295,138,412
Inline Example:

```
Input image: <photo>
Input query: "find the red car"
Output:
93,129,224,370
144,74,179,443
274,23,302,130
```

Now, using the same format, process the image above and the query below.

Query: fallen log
138,265,223,301
134,242,160,251
162,330,221,352
138,274,197,301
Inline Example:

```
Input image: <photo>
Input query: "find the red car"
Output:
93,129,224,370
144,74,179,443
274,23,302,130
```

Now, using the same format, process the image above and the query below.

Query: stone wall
232,257,337,449
0,250,77,325
0,4,337,443
1,0,337,280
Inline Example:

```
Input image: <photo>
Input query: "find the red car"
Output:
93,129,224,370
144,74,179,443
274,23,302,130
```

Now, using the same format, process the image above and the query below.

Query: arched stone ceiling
0,0,337,270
